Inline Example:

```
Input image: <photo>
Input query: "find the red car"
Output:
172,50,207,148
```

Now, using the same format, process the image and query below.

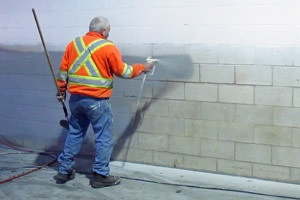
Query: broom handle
32,8,68,119
32,8,60,93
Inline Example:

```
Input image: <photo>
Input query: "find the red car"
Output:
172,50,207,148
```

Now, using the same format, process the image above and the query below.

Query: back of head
89,16,110,34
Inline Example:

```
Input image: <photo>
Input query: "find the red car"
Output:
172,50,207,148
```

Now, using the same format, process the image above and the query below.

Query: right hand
143,62,155,73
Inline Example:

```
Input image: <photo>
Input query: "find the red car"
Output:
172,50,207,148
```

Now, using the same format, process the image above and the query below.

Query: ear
101,29,107,36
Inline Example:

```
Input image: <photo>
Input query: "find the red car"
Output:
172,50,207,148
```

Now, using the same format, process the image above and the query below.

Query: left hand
56,91,66,102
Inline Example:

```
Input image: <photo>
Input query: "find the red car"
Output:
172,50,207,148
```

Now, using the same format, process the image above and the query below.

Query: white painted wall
1,0,300,47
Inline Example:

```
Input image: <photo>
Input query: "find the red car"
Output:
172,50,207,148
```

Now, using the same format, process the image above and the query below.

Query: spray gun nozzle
146,56,159,63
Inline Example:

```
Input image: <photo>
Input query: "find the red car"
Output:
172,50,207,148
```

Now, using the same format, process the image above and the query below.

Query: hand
56,91,66,102
143,62,154,73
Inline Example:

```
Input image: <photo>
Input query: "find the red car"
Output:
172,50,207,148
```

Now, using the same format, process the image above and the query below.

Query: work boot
90,172,121,188
54,169,75,184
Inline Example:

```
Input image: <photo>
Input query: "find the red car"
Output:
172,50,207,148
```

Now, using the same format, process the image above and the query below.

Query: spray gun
123,57,158,168
136,56,159,109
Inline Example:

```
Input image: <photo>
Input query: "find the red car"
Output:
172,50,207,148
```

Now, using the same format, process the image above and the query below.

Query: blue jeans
58,94,114,176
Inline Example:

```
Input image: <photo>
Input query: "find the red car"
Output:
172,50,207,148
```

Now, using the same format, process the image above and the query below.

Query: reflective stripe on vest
68,37,114,88
121,63,133,78
57,70,67,81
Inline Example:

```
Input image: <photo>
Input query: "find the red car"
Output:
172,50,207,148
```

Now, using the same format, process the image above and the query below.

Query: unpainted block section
290,168,300,183
255,86,292,107
183,155,217,172
144,100,169,117
292,128,300,148
200,64,234,83
168,100,202,119
217,159,252,177
235,143,271,164
199,102,236,122
273,67,300,87
293,88,300,107
168,136,201,156
138,133,168,151
235,104,273,125
254,125,293,147
201,139,235,160
153,117,185,136
219,85,254,104
272,146,300,168
185,119,219,139
117,148,153,164
218,123,254,143
253,164,290,181
185,83,218,102
235,65,272,85
152,151,184,168
273,107,300,128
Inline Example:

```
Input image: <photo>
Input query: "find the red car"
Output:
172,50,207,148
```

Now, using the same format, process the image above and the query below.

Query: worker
53,16,154,188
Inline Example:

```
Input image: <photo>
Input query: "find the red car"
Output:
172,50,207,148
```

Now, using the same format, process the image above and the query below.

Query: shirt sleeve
107,45,145,78
56,46,69,92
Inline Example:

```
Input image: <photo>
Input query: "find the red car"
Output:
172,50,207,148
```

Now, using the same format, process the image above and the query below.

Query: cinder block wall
1,0,300,183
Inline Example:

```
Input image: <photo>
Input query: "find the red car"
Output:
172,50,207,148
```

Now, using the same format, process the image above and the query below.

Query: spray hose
136,57,158,109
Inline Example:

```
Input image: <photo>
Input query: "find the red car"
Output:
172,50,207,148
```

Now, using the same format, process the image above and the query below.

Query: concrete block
217,159,252,176
122,148,153,164
168,136,201,155
273,67,300,87
272,146,300,168
290,168,300,183
235,104,273,125
168,100,200,119
218,123,254,143
153,152,184,168
153,82,184,100
219,85,254,104
273,107,300,128
255,86,292,106
292,128,300,148
185,119,219,139
137,116,153,133
138,133,168,151
254,125,292,147
183,155,217,172
201,139,235,159
200,64,234,83
253,164,290,181
153,117,185,136
185,83,218,102
235,65,272,85
199,102,235,122
145,100,169,117
293,88,300,107
235,143,271,164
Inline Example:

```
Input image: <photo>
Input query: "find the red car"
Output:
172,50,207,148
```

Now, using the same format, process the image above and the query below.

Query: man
54,16,154,188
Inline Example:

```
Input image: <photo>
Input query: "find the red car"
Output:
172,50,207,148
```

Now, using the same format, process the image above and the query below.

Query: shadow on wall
112,54,194,162
0,46,193,172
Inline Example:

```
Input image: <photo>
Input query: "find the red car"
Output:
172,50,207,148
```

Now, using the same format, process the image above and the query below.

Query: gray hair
89,16,110,33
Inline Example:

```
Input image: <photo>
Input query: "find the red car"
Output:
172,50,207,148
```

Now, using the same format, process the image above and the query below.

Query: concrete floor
0,145,300,200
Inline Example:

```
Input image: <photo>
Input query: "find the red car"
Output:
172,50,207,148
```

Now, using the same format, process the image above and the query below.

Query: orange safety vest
57,32,145,98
